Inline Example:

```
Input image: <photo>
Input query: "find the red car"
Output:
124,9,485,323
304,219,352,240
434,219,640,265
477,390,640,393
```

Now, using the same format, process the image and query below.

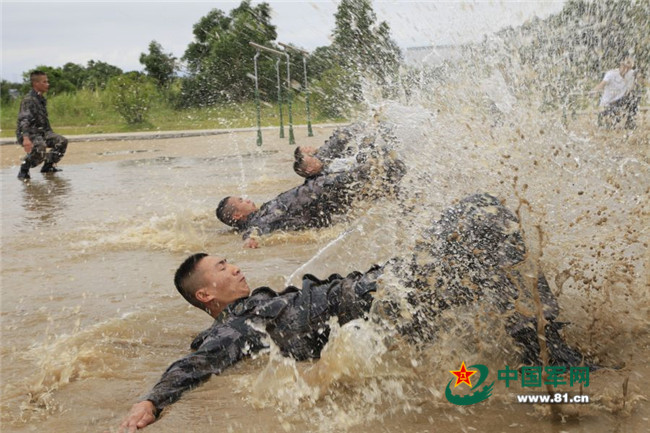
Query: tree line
1,0,401,124
5,0,639,126
398,0,647,119
498,0,648,111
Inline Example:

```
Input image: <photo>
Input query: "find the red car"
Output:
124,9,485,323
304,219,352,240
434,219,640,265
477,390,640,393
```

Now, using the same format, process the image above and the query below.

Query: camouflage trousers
23,131,68,168
598,93,639,130
384,193,585,366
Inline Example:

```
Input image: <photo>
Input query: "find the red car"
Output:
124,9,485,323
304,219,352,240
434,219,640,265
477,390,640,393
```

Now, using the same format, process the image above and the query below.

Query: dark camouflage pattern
313,124,368,168
388,193,583,366
314,123,398,176
142,266,381,411
16,89,68,167
142,193,584,414
237,155,404,241
314,127,355,163
16,90,52,143
235,170,363,241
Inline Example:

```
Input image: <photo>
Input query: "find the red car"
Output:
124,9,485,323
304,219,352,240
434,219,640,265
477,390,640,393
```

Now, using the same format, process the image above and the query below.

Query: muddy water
0,107,648,433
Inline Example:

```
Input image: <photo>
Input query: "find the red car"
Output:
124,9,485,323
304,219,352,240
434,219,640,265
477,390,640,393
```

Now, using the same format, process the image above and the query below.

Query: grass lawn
1,90,344,138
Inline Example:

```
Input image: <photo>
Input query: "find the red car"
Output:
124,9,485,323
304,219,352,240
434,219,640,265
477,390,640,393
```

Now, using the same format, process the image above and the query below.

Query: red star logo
449,362,477,388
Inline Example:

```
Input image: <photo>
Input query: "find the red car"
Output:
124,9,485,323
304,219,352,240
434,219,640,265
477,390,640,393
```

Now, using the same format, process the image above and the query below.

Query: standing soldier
591,58,638,129
16,70,68,180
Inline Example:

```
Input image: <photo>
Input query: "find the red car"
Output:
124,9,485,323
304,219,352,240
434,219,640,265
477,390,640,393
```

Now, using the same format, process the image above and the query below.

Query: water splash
285,223,363,286
68,210,213,254
240,5,650,429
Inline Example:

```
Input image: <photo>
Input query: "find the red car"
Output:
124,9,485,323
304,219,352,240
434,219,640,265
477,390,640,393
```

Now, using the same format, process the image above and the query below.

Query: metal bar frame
253,50,262,146
279,42,313,137
249,42,294,144
276,59,284,138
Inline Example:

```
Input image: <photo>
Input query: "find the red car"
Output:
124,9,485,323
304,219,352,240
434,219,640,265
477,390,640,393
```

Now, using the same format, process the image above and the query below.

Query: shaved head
174,253,208,309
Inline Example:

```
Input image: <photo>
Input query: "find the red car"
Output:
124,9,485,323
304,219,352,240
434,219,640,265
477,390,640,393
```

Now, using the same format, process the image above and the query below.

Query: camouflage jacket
143,193,584,413
314,126,358,164
16,90,52,143
314,124,380,174
235,167,373,241
236,132,406,242
142,266,382,412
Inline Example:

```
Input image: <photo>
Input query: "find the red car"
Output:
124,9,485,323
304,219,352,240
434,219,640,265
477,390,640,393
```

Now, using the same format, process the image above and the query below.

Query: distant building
8,89,20,99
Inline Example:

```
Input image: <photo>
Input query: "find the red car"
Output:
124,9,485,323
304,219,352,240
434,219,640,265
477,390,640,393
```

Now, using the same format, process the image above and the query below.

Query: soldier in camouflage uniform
293,122,396,178
293,124,363,177
15,70,68,180
216,146,405,248
388,193,583,366
119,193,585,432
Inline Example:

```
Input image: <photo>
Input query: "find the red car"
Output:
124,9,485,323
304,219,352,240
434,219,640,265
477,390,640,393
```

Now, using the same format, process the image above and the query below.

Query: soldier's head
216,196,257,226
296,145,317,156
175,253,250,317
30,70,49,94
620,57,635,75
293,149,324,178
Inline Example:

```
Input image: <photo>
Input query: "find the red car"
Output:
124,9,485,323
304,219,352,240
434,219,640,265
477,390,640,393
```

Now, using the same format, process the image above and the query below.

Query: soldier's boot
17,162,31,181
41,162,62,173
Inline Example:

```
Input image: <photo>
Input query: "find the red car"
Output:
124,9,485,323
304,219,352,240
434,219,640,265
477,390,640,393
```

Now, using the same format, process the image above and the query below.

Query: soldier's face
33,76,49,94
229,196,257,220
197,256,250,306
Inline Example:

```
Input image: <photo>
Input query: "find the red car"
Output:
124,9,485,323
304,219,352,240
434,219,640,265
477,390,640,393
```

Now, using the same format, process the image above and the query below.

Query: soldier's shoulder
20,91,39,104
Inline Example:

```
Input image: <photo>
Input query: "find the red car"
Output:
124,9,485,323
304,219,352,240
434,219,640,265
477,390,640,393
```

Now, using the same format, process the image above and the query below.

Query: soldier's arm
314,129,352,162
21,136,34,153
16,98,37,152
240,193,295,243
294,266,382,327
590,71,612,95
241,224,266,246
118,322,264,430
16,98,37,143
590,79,606,94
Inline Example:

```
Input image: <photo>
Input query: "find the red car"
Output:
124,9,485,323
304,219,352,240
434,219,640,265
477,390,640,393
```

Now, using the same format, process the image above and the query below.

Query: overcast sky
1,1,566,83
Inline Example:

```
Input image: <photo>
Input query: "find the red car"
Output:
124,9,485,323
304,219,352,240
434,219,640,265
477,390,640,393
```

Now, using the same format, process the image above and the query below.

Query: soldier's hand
22,136,33,153
243,238,259,249
118,400,156,432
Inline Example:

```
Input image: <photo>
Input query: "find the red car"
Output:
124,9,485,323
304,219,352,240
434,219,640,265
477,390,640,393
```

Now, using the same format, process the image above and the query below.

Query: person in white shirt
591,58,638,129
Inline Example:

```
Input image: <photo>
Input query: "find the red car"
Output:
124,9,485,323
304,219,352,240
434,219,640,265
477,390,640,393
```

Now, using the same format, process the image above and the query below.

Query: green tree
311,65,359,118
180,0,278,107
84,60,123,91
309,46,338,81
106,72,158,124
61,62,87,89
490,0,649,110
331,0,401,88
140,40,177,88
16,61,123,94
311,0,401,116
1,80,22,104
22,66,76,95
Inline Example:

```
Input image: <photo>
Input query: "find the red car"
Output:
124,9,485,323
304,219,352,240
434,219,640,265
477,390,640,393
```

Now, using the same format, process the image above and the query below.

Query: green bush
105,73,159,124
46,88,113,124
